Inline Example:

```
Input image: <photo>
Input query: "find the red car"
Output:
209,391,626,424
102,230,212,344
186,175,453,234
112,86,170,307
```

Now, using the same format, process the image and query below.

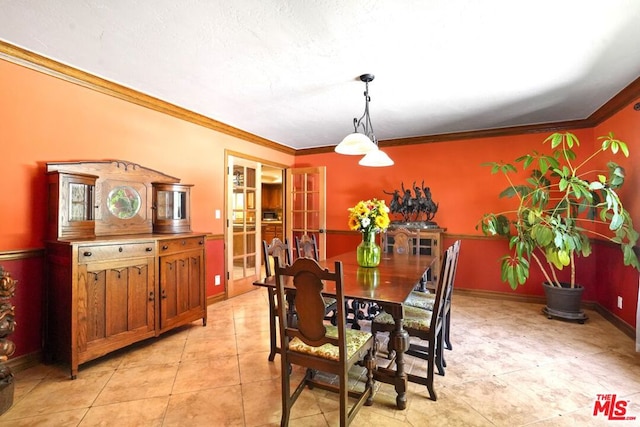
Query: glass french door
286,167,326,260
227,157,260,298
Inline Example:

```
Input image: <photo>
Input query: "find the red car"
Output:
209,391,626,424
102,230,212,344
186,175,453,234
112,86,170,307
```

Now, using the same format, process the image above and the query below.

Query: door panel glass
228,159,260,298
306,174,318,191
287,167,326,260
306,212,319,229
245,168,256,187
233,234,244,256
306,194,319,210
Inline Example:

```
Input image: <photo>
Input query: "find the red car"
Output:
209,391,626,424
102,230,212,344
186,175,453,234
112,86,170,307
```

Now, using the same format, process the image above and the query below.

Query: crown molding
0,41,295,156
298,78,640,156
2,40,638,157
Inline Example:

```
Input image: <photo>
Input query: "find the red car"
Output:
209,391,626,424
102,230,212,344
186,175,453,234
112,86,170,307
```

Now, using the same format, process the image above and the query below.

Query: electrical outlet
617,296,623,309
215,209,221,219
215,275,221,286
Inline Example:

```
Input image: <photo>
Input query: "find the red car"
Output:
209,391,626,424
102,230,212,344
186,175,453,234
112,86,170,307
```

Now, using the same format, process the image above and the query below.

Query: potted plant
477,131,640,321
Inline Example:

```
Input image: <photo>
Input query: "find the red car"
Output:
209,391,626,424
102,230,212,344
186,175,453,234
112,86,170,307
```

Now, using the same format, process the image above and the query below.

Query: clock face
107,186,141,219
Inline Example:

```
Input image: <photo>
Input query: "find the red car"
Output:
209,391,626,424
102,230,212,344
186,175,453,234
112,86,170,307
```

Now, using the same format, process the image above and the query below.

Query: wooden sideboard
44,160,207,378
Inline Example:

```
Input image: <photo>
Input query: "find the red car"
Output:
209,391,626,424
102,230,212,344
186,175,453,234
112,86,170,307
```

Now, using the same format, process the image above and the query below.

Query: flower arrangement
348,198,391,233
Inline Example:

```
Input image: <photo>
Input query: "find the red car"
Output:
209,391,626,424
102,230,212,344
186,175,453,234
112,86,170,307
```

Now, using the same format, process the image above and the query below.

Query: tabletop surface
255,250,434,305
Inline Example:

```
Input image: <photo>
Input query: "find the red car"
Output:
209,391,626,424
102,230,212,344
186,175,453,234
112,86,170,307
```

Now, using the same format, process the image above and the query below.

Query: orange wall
0,58,294,358
0,59,293,249
297,105,640,327
297,129,596,235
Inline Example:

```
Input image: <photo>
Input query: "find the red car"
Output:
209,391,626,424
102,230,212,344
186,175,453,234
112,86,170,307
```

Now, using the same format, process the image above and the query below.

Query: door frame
286,166,327,260
224,151,287,298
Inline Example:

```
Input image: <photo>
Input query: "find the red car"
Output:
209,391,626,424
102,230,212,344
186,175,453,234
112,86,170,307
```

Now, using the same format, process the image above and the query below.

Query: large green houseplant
478,131,640,316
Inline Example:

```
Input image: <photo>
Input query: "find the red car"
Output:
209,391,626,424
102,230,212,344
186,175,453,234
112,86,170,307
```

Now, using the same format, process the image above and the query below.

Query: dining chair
389,227,413,255
263,238,338,361
294,233,318,260
294,234,342,326
296,233,379,329
262,238,293,361
370,241,459,401
274,257,375,426
405,240,461,352
384,227,429,288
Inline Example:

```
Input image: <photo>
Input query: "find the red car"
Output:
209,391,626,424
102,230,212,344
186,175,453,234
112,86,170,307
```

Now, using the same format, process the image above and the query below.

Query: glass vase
357,231,381,267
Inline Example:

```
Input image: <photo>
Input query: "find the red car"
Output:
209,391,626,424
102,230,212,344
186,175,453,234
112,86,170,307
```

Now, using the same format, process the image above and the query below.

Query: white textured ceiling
1,1,640,150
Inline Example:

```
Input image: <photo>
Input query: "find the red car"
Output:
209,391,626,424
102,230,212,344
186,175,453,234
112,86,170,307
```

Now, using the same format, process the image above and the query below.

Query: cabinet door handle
162,245,168,250
181,240,186,245
148,291,154,302
161,289,167,299
83,251,92,257
199,240,204,245
145,247,153,252
118,247,123,252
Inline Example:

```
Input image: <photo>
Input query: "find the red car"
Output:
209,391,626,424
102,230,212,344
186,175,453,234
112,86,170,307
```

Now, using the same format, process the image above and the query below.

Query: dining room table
253,249,435,410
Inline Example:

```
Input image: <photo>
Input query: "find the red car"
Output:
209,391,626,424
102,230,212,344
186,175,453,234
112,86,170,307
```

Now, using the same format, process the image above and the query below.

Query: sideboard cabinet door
46,241,157,379
158,236,207,332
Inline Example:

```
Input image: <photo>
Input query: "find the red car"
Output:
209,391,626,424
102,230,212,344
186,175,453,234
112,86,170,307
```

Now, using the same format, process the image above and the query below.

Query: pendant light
335,74,394,166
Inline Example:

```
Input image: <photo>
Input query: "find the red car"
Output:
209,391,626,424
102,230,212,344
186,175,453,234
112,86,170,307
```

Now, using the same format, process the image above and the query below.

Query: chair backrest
295,234,319,260
274,258,347,357
383,227,417,255
428,242,460,332
262,237,292,278
444,240,461,305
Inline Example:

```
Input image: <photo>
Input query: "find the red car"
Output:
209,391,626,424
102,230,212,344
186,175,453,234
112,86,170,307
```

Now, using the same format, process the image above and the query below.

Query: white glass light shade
359,147,394,167
335,132,377,155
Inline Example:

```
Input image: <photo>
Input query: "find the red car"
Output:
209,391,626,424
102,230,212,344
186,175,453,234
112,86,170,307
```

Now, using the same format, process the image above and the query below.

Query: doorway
286,166,326,260
226,155,285,298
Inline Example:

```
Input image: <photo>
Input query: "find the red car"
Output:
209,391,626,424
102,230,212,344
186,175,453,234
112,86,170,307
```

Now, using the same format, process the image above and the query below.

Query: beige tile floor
1,289,640,426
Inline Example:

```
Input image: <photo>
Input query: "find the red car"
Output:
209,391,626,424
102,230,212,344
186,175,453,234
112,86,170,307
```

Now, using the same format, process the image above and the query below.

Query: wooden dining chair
370,241,459,401
295,233,378,329
294,233,318,260
274,257,375,426
384,227,428,288
405,240,461,352
263,238,337,361
293,233,340,324
389,227,413,255
262,238,293,361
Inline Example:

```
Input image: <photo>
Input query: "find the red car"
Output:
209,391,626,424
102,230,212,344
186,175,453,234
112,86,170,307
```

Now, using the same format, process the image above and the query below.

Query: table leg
389,316,410,410
373,302,410,410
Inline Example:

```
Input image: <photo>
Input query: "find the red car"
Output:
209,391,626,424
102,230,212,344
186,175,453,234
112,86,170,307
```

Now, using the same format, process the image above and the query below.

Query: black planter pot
542,282,588,323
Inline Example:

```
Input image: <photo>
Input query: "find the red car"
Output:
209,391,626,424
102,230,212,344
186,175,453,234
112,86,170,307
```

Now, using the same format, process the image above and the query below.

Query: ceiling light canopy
335,74,394,166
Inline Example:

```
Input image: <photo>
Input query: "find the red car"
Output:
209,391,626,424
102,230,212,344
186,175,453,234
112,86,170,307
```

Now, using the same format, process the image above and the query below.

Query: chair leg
435,330,445,376
339,371,348,427
268,290,277,362
444,309,452,350
426,337,437,401
280,362,292,426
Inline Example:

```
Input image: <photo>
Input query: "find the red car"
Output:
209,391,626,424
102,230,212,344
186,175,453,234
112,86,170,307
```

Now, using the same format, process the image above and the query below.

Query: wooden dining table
253,250,435,410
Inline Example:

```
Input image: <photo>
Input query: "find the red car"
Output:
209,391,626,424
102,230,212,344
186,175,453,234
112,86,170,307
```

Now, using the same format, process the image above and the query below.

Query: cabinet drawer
159,236,205,254
78,242,155,263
